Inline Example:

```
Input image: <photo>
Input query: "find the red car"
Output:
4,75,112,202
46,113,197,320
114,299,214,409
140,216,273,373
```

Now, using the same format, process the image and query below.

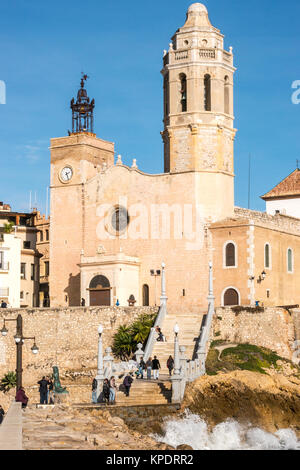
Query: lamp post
150,269,161,306
1,314,39,390
171,323,182,403
96,324,104,398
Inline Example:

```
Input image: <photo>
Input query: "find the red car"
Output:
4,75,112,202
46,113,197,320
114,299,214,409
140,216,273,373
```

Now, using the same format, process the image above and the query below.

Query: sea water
152,411,300,450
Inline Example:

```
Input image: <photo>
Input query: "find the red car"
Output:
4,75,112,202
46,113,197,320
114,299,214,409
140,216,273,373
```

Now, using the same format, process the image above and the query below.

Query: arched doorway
142,284,149,306
223,288,239,306
89,275,111,306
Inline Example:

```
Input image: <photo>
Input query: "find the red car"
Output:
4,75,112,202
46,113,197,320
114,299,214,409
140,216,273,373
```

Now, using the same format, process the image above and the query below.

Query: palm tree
3,222,14,234
0,372,17,392
132,321,150,344
112,325,134,360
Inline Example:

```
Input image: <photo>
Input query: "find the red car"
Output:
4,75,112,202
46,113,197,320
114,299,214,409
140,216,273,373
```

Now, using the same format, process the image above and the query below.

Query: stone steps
29,379,172,407
151,310,205,373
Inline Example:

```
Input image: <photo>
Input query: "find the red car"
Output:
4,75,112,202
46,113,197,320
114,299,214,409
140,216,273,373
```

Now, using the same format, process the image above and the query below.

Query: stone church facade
49,4,300,310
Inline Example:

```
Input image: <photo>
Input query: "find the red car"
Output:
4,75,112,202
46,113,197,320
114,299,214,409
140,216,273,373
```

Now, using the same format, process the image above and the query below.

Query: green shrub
112,313,157,360
0,372,17,392
205,343,295,376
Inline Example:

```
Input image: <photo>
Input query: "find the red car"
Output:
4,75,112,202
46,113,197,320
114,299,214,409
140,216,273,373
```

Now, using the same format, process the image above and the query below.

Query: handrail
143,302,167,362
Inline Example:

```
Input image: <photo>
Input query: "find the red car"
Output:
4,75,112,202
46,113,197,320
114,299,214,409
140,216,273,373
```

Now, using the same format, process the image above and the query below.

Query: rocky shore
182,368,300,435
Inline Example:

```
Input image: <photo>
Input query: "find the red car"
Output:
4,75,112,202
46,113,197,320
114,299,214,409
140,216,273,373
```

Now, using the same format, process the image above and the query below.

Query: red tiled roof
261,169,300,200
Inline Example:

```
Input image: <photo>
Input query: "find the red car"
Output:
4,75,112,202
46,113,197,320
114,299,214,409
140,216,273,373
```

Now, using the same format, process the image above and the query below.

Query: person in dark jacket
167,356,174,376
152,356,161,380
123,374,133,396
102,379,110,404
15,387,29,409
38,376,49,404
92,378,98,404
0,300,7,309
0,405,4,424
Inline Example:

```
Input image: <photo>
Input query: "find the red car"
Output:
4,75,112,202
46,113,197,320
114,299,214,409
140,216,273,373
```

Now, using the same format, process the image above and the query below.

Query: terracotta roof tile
261,169,300,200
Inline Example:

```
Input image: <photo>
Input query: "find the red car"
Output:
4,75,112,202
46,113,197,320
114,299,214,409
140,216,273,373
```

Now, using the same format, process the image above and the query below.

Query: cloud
16,140,48,163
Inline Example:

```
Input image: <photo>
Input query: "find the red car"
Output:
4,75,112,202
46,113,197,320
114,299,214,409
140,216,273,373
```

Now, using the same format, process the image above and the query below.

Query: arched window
204,74,211,111
179,74,187,112
265,243,271,269
287,248,294,273
224,76,230,115
89,275,110,289
223,288,239,306
225,242,236,267
143,284,149,306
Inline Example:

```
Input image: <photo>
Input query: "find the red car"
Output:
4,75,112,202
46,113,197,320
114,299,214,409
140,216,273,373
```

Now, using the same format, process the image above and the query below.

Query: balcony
199,48,216,59
174,50,189,61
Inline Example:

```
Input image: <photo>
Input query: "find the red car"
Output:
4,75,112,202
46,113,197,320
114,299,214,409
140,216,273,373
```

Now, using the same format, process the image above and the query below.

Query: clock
60,166,73,183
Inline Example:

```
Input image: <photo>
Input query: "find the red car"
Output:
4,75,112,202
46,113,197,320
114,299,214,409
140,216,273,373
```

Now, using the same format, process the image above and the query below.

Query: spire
70,74,95,135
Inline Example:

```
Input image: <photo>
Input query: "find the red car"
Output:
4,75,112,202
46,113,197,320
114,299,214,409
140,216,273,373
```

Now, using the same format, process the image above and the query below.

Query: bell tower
161,3,237,177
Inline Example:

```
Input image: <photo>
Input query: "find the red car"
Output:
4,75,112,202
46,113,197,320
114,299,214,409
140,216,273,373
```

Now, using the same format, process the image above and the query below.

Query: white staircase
151,311,206,374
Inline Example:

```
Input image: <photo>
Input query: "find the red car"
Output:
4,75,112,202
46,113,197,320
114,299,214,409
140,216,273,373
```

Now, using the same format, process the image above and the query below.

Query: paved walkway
214,344,238,361
0,402,23,450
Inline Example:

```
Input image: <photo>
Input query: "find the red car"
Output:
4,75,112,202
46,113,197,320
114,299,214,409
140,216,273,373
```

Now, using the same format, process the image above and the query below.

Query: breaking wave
153,411,300,450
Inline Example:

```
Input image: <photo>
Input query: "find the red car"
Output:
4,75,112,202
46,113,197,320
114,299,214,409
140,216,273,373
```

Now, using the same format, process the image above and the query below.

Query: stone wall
234,207,300,236
0,306,158,386
213,306,295,359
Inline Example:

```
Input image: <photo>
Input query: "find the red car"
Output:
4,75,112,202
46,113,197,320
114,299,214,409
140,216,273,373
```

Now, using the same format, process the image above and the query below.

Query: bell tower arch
161,3,237,187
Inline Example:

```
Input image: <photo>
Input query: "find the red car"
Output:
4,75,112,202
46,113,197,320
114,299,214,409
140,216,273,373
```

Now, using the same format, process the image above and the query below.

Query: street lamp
150,269,161,306
96,324,104,399
173,323,180,376
0,314,39,390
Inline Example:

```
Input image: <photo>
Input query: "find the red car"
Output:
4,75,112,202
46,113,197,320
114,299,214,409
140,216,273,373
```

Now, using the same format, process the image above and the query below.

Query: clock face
60,166,73,182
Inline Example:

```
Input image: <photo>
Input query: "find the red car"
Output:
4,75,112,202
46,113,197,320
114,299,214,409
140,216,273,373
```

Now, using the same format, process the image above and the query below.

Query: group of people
92,375,118,404
136,355,174,379
38,376,54,405
135,356,161,380
91,354,176,405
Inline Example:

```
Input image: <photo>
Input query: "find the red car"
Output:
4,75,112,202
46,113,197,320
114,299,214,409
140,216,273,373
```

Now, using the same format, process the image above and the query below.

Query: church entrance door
90,289,111,306
89,275,111,306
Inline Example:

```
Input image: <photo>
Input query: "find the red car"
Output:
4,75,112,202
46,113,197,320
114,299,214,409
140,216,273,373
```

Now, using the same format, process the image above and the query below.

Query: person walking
109,376,117,404
123,374,133,397
92,377,98,404
138,359,146,379
152,356,161,380
167,356,174,376
37,376,49,405
146,357,152,380
15,387,29,409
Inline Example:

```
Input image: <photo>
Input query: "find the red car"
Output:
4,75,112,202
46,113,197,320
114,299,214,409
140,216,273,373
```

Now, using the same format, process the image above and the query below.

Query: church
49,3,300,311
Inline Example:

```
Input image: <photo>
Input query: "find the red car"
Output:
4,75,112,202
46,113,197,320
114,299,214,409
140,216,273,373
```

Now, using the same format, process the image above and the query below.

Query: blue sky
1,0,300,214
